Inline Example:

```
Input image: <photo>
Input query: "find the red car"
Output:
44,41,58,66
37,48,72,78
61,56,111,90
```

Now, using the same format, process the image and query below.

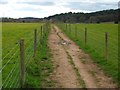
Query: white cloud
0,0,119,18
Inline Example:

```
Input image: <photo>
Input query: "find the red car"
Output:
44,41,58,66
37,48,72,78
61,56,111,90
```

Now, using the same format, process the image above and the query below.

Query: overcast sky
0,0,119,18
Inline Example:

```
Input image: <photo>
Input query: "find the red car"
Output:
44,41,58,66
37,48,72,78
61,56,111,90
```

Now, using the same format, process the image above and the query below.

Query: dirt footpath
48,25,116,88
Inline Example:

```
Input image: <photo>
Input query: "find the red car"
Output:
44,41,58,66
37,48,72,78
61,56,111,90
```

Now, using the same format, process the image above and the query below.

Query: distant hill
18,17,41,22
1,9,119,23
45,9,119,23
21,17,40,19
1,17,41,22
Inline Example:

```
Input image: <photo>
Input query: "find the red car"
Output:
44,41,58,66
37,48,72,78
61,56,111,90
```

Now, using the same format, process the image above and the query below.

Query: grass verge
24,23,54,88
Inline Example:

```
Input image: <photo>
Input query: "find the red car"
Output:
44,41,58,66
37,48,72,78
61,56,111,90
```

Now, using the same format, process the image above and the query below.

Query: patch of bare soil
47,25,117,88
48,27,80,88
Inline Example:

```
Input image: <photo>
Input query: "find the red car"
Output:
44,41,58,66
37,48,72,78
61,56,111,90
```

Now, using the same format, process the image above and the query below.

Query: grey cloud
17,1,54,6
64,2,118,11
0,1,8,4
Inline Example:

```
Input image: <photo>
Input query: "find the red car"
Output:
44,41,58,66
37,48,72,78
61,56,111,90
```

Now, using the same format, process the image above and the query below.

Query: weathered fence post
66,23,67,32
34,29,37,59
41,26,42,37
45,24,47,34
69,24,71,34
44,24,47,36
43,24,45,37
19,39,25,88
105,32,108,59
85,28,87,46
62,24,64,31
75,24,77,38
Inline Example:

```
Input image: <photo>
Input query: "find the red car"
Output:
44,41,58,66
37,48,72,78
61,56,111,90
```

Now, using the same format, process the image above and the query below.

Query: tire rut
48,25,117,88
48,27,81,88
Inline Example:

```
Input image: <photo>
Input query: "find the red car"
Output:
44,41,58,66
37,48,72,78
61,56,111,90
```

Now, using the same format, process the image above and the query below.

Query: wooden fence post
66,23,67,32
85,28,87,46
44,24,47,36
43,24,45,36
105,32,108,59
62,24,64,31
41,26,42,37
75,24,77,38
19,39,25,88
45,23,48,36
40,26,43,45
34,29,37,59
69,24,71,34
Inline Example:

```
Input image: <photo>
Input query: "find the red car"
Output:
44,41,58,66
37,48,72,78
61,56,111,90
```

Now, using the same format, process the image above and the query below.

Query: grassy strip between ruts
57,30,86,88
65,49,86,88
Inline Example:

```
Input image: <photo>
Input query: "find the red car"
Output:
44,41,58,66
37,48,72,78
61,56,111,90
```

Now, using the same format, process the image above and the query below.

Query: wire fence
1,23,49,89
58,24,118,60
57,23,118,75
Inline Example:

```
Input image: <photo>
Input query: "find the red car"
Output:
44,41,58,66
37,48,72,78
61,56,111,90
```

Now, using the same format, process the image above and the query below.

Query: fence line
58,23,117,62
64,24,117,42
34,29,37,60
19,39,25,88
1,23,49,88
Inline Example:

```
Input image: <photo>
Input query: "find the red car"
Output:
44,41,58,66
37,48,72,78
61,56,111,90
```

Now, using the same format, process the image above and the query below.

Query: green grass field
2,23,53,88
2,22,119,87
58,23,118,85
2,23,41,55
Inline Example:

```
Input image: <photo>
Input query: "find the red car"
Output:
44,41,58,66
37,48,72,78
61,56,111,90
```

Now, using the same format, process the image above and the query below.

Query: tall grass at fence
57,23,118,85
1,23,53,88
2,23,40,88
25,23,54,88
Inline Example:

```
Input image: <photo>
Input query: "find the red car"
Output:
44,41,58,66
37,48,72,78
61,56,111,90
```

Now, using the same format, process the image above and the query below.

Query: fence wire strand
1,49,19,73
2,25,45,88
2,62,19,86
2,44,19,61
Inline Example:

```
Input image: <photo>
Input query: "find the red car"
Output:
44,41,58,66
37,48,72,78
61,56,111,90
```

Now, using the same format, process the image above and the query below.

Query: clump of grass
24,23,54,88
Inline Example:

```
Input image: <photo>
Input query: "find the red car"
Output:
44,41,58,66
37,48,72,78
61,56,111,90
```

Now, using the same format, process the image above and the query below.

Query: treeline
1,17,41,23
46,9,119,23
1,9,119,23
